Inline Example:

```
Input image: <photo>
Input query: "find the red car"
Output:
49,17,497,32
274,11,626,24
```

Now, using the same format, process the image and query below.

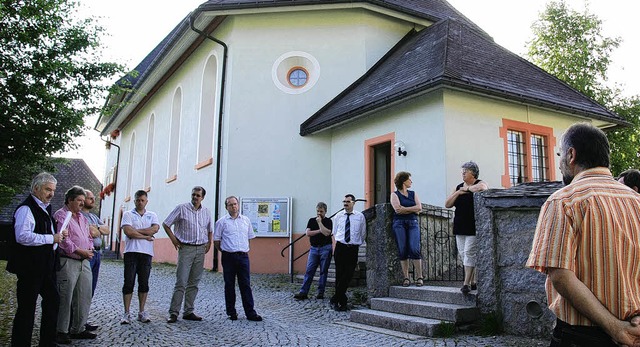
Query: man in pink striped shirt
527,123,640,347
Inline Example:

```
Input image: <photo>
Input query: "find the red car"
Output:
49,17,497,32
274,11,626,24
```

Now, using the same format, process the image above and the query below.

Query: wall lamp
394,140,407,156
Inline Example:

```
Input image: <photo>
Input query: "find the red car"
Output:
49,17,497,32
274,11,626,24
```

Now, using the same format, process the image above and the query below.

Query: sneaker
138,311,151,323
120,312,132,325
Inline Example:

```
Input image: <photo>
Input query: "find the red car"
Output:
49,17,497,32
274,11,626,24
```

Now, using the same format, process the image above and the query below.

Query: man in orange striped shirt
527,122,640,347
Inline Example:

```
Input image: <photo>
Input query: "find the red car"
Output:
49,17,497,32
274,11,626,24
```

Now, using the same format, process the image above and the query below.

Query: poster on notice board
240,197,291,237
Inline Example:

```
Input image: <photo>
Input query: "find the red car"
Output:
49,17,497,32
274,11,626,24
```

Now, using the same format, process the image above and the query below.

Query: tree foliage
527,0,640,174
0,0,122,207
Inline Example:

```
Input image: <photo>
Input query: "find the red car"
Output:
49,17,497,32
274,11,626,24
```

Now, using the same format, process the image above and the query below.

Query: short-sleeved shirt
163,202,212,245
333,210,366,245
452,180,481,236
81,211,105,249
121,209,159,256
214,214,255,253
526,167,640,325
306,217,333,247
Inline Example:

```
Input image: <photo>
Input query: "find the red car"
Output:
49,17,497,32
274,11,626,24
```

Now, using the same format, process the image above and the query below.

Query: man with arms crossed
120,190,159,324
164,186,212,323
8,172,67,347
527,122,640,346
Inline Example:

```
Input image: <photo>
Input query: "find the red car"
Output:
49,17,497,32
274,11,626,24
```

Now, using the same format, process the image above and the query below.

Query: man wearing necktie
330,194,366,311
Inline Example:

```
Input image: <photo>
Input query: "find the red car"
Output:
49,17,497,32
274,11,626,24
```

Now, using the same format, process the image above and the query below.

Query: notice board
240,197,291,237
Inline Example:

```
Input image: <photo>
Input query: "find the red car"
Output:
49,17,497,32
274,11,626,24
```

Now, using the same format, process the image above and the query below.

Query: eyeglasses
342,200,354,204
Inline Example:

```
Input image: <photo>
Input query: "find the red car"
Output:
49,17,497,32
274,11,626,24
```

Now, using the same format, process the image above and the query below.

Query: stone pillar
364,203,396,300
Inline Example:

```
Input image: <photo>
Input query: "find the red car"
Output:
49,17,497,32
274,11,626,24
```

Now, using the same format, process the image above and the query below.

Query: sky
60,0,640,181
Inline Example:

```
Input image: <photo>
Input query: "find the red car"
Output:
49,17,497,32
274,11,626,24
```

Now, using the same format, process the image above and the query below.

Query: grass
434,321,456,338
476,310,504,336
0,260,17,344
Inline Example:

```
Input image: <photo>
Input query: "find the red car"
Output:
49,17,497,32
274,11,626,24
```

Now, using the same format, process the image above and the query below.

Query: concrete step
350,308,444,337
370,297,479,323
389,285,476,306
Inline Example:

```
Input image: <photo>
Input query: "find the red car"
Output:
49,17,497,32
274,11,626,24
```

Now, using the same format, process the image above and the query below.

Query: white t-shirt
121,209,159,256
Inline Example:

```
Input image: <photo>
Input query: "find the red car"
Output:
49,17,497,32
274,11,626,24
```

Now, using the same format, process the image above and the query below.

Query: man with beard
527,122,640,346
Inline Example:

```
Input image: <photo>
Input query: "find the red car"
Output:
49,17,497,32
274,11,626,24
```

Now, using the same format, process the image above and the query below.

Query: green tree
527,0,640,174
0,0,122,207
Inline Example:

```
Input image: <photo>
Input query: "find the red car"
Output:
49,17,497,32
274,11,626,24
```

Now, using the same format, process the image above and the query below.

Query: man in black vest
7,172,67,347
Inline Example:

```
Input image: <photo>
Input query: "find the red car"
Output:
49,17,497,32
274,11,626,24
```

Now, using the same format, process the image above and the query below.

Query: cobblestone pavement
62,260,548,347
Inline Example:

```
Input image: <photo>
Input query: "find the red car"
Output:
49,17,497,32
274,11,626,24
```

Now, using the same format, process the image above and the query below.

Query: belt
182,243,206,247
222,250,248,255
60,255,83,261
337,242,359,248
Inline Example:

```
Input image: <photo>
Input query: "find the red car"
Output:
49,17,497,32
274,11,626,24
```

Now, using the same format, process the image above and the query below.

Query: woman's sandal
416,278,424,287
402,278,410,287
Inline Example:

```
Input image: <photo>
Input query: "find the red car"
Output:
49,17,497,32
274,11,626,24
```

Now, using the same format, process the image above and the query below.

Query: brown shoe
182,313,203,321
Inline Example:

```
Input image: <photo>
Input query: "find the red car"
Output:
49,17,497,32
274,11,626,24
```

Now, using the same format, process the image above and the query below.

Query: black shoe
316,293,324,300
471,283,477,291
183,313,203,321
229,313,238,321
56,332,71,345
167,314,178,323
85,323,99,331
69,330,97,339
335,304,348,312
461,285,471,294
293,293,308,300
247,314,263,321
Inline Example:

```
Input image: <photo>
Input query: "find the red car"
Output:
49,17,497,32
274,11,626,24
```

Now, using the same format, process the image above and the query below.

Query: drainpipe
189,10,228,272
100,136,120,259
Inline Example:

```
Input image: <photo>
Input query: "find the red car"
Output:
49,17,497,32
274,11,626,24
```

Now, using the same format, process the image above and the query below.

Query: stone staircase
350,284,480,337
294,244,367,287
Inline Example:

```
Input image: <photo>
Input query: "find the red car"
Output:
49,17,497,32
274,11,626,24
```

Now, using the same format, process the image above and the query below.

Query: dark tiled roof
300,19,625,135
99,0,487,132
480,181,564,209
0,159,103,223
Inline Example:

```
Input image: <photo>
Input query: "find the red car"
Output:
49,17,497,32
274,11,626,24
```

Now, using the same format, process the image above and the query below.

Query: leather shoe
229,313,238,321
247,314,263,322
316,293,324,300
183,313,203,321
69,330,97,339
335,304,348,312
167,314,178,323
56,332,71,344
85,323,99,331
293,293,308,300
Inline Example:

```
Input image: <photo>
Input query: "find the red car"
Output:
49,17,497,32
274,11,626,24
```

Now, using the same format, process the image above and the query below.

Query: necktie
345,213,351,243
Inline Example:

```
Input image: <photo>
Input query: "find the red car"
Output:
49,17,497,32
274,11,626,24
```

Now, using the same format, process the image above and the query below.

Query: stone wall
364,181,562,337
475,182,563,337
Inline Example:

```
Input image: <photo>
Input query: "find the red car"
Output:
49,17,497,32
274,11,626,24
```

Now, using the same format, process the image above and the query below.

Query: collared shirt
121,208,159,256
526,167,640,325
81,211,105,249
214,214,255,253
54,206,93,259
333,210,366,245
14,194,55,246
163,202,212,245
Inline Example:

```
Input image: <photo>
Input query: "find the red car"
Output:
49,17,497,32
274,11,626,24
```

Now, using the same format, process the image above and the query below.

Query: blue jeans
88,251,101,297
299,244,333,295
392,219,421,260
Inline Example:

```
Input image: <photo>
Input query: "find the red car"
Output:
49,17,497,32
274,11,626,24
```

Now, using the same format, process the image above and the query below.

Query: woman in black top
445,161,488,294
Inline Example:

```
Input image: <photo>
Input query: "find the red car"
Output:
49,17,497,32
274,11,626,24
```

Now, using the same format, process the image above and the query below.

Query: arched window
197,55,218,168
167,88,182,182
144,114,154,190
126,132,136,201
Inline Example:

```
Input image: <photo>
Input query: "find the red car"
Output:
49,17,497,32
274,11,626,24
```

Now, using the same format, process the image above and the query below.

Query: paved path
67,260,547,346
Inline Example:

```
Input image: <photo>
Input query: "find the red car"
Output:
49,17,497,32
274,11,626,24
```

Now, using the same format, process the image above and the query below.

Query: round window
288,67,308,87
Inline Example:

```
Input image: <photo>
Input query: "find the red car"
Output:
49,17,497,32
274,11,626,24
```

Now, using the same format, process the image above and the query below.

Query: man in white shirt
214,196,262,322
119,190,159,324
330,194,366,311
